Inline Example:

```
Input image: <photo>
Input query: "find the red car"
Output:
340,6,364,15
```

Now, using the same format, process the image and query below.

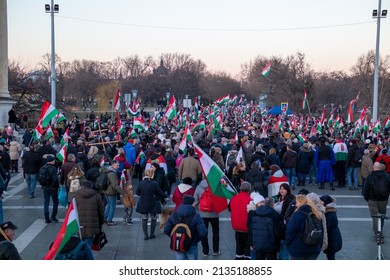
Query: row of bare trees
8,51,390,121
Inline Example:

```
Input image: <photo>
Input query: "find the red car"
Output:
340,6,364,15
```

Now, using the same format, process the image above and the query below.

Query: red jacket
375,154,390,173
172,183,195,211
229,192,251,232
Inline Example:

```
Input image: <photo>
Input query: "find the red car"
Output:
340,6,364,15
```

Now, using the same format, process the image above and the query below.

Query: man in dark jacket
0,221,22,260
363,162,390,243
22,144,42,198
40,155,60,223
282,144,298,190
164,195,207,260
247,196,285,260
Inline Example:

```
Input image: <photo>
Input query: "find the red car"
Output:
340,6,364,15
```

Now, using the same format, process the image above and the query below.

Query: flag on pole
116,112,124,136
135,150,146,165
33,119,44,142
384,117,390,129
233,131,238,143
56,143,67,163
165,95,177,120
45,124,54,140
120,170,126,189
40,101,59,128
99,156,105,167
114,88,121,111
215,94,230,106
56,113,67,124
129,127,137,139
60,128,70,146
302,89,308,110
261,62,271,77
194,144,237,201
358,106,367,126
347,94,359,123
133,117,145,130
297,132,308,142
43,198,80,260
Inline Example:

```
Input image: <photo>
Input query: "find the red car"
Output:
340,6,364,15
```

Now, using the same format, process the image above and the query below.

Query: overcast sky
7,0,390,77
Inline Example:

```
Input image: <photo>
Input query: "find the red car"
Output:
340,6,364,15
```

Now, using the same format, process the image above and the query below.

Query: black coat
22,150,42,174
323,207,342,254
297,148,314,173
136,178,167,214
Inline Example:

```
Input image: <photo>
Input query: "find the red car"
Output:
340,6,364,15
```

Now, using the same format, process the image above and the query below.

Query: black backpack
371,173,390,200
38,165,53,187
299,210,323,246
96,171,109,191
170,212,195,252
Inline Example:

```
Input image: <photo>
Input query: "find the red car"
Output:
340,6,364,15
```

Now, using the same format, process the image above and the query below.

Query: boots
302,179,306,186
297,180,302,187
150,218,157,239
318,183,325,189
142,218,149,240
330,182,335,191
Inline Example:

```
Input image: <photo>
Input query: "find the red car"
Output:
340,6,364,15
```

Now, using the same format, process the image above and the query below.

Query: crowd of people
1,99,390,260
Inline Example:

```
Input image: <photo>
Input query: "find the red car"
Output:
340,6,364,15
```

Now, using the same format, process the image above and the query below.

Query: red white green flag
43,198,80,260
135,150,146,165
302,89,308,110
120,170,126,189
261,62,271,77
99,156,105,167
33,119,44,142
40,101,59,128
384,117,390,128
194,143,237,200
56,113,67,124
215,94,230,106
297,132,308,142
145,155,167,174
114,88,121,111
60,128,70,146
45,124,54,140
56,143,67,163
133,117,145,130
165,95,177,120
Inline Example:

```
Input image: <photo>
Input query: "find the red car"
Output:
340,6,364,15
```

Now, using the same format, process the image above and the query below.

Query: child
123,183,136,225
320,195,343,260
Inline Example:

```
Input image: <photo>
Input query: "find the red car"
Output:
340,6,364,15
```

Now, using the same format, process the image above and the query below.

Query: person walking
178,148,202,185
320,195,343,260
74,180,104,247
40,156,60,224
164,195,207,260
9,137,21,173
361,149,374,195
193,179,222,258
363,162,390,244
136,168,167,240
172,177,195,211
21,144,42,198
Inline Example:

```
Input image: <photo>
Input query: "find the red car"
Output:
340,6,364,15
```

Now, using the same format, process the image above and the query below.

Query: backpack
170,212,195,252
199,187,214,212
55,240,86,260
371,173,390,200
69,178,81,193
38,165,53,187
96,171,109,191
299,210,323,246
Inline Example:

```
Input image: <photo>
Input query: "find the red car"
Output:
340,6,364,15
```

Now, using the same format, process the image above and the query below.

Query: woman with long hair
285,194,323,260
66,165,86,204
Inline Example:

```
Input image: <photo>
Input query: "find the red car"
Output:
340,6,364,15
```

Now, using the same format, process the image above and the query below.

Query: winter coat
41,163,59,191
60,161,78,185
323,204,343,254
282,149,298,169
268,170,288,198
101,167,124,196
164,203,208,246
123,142,136,166
361,154,373,179
297,147,314,173
153,166,169,193
0,240,22,260
285,204,322,259
363,170,390,202
76,152,90,171
22,150,42,174
178,156,202,182
74,187,104,238
85,164,101,189
9,141,21,160
267,154,281,168
122,186,136,208
229,191,251,232
136,178,167,214
172,183,195,211
247,205,285,252
245,168,268,197
164,154,177,183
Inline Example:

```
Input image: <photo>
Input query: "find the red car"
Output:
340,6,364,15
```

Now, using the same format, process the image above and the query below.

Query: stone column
0,0,15,128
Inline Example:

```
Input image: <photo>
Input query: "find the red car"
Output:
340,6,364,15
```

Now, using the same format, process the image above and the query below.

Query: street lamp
166,92,170,105
45,0,59,108
372,0,387,122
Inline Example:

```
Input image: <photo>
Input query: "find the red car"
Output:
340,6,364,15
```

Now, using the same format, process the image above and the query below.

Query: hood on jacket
177,183,193,193
176,203,196,218
272,169,285,178
255,205,279,218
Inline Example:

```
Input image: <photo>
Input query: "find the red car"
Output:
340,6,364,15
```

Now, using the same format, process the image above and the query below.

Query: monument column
0,0,15,128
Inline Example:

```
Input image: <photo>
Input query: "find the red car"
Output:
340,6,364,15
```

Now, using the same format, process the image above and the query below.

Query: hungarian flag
373,119,381,134
229,94,238,105
56,143,67,163
215,94,230,106
297,132,308,142
135,150,146,165
302,89,308,110
120,170,127,189
358,106,367,126
145,155,167,174
45,124,54,140
384,117,390,128
194,143,237,200
99,156,105,167
56,113,67,124
129,128,137,139
261,62,271,77
116,112,124,136
133,117,145,130
165,95,177,120
275,115,283,131
40,101,59,128
114,88,121,111
33,119,44,142
347,94,359,123
43,198,79,260
60,128,70,146
233,131,238,143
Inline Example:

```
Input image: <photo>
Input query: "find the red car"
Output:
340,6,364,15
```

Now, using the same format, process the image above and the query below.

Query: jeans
172,244,199,260
297,171,308,182
43,188,59,221
284,168,296,186
347,167,359,189
309,164,317,183
201,217,220,255
104,195,117,222
26,173,38,197
4,172,11,191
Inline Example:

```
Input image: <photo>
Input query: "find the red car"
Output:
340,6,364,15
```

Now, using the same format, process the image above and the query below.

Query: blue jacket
123,142,136,166
247,206,285,252
285,204,322,258
164,204,207,246
324,206,343,253
136,178,166,214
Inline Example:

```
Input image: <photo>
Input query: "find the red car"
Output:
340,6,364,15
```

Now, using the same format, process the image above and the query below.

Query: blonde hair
87,146,99,159
295,195,322,220
144,168,154,179
68,166,84,178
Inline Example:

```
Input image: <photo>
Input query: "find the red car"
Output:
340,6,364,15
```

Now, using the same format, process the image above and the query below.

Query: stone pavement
3,170,390,260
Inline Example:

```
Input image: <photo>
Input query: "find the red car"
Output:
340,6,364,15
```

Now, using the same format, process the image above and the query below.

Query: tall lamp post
45,1,59,108
372,0,387,122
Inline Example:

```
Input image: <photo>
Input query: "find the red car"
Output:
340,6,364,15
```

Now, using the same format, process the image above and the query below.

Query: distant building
153,59,169,76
